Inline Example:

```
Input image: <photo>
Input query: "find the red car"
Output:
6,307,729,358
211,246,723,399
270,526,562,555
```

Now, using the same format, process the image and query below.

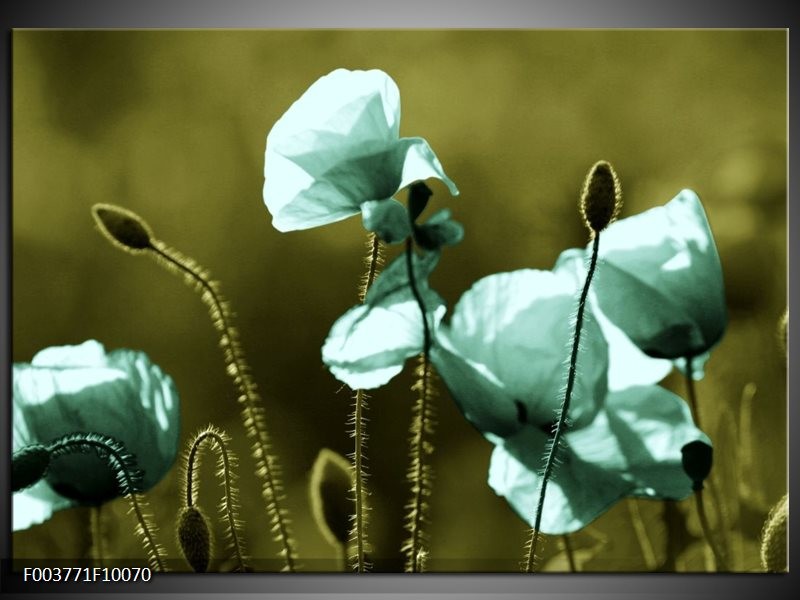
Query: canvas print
11,30,786,573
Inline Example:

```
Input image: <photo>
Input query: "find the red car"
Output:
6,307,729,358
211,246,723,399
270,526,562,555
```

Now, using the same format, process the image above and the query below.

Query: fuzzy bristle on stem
182,425,249,572
524,234,601,574
92,204,296,571
347,233,383,573
46,432,167,571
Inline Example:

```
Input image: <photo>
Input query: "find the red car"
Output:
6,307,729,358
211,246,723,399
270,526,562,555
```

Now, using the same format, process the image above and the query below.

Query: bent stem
349,233,382,572
184,427,248,572
48,434,167,572
148,241,297,571
524,234,600,573
402,238,436,573
683,356,729,572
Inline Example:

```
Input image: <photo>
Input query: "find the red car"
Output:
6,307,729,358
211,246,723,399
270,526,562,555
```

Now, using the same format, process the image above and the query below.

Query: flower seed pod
309,448,354,549
177,506,212,573
760,494,788,572
92,204,155,253
11,445,50,492
580,160,622,234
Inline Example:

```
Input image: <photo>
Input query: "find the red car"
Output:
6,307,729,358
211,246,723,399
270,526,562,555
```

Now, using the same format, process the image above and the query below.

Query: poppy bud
92,203,155,252
177,506,212,572
681,440,713,491
580,160,622,233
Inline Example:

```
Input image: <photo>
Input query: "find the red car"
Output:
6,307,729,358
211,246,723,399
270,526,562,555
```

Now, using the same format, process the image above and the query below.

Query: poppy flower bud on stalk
580,160,622,234
177,506,212,573
92,204,155,253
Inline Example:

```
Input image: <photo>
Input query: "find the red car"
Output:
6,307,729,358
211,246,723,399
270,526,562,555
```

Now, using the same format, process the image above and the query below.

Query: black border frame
0,1,794,598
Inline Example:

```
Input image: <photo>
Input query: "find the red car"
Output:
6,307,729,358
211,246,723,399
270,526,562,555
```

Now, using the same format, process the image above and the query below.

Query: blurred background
12,30,786,572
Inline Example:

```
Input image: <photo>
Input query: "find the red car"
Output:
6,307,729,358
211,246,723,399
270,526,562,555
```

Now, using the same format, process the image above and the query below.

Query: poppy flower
322,249,446,390
589,189,726,377
433,268,709,534
487,384,710,534
263,68,458,238
12,340,180,531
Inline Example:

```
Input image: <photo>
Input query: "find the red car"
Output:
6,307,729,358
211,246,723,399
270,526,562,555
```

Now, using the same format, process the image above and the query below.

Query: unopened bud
580,160,622,233
681,440,713,491
92,203,155,252
177,506,212,572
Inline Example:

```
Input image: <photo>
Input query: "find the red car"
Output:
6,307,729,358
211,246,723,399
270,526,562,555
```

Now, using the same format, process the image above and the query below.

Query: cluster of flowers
11,68,726,543
264,68,727,535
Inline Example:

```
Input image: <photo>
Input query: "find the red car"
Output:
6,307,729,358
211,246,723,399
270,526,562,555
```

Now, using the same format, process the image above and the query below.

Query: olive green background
12,30,787,571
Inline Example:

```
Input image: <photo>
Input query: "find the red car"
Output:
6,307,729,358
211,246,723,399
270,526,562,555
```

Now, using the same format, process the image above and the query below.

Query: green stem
683,356,729,572
403,238,434,573
350,233,381,572
524,234,600,573
150,243,296,572
185,430,247,572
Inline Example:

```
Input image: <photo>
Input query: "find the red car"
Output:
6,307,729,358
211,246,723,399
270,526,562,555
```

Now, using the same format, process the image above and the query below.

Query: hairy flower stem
626,499,657,570
349,233,382,572
402,238,436,573
683,356,729,572
48,435,167,572
184,428,247,572
524,234,600,573
148,242,297,571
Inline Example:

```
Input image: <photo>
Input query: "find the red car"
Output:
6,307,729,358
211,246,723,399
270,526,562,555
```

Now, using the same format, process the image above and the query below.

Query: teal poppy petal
592,190,726,360
414,208,465,250
12,480,74,532
323,251,446,389
12,341,180,529
438,269,607,431
361,198,412,244
264,69,457,232
488,385,708,534
430,335,520,437
553,248,673,390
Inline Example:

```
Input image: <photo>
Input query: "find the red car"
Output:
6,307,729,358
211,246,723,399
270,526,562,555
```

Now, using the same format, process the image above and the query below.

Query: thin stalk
695,490,728,571
49,436,167,572
349,233,382,572
683,356,729,572
150,243,296,571
561,535,577,572
402,238,435,573
524,234,600,573
185,428,247,572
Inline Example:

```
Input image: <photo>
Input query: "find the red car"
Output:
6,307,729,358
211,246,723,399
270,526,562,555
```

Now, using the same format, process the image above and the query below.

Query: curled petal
488,386,709,534
322,251,445,389
592,190,726,362
263,69,457,232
